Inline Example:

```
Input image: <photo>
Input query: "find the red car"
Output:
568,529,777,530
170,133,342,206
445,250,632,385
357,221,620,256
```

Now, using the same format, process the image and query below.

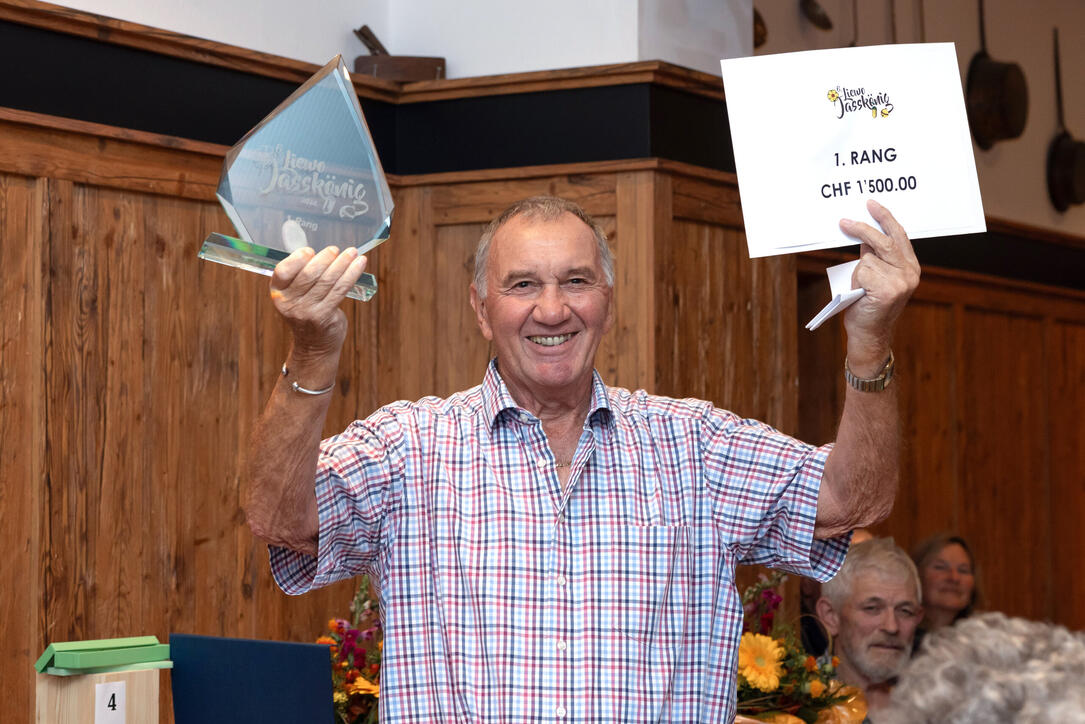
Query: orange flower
831,656,840,668
316,635,336,646
808,679,826,698
327,619,339,633
804,655,818,672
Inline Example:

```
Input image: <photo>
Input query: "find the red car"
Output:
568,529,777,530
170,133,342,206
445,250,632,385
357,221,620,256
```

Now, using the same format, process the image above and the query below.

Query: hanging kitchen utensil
847,0,858,47
1046,28,1085,212
800,0,833,31
966,0,1028,149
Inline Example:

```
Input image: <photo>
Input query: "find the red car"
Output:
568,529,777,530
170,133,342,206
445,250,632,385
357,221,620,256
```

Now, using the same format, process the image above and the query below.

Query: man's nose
881,611,902,634
533,284,570,324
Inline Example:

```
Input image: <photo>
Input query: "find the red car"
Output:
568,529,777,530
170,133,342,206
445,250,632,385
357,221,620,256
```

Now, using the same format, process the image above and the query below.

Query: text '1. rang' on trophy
198,55,393,301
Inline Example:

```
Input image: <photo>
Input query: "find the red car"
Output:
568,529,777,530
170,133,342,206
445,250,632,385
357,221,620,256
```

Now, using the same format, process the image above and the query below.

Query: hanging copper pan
966,0,1028,149
1046,28,1085,212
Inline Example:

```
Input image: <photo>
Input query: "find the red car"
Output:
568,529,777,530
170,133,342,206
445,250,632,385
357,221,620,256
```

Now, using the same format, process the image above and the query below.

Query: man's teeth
530,334,573,347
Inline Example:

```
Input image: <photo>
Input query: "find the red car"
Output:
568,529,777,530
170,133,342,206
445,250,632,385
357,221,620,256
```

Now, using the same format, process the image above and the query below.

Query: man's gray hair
821,537,922,608
472,196,615,298
883,612,1085,723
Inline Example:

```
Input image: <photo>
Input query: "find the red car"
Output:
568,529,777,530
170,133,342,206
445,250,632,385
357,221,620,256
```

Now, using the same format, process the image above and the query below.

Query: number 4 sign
94,681,125,724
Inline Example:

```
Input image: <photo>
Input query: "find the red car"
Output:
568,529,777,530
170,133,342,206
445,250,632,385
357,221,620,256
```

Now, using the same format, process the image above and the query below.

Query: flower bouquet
735,572,866,724
316,576,382,724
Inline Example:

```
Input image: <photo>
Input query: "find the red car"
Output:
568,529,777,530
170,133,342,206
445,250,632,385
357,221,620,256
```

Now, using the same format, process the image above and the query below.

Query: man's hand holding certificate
721,43,984,329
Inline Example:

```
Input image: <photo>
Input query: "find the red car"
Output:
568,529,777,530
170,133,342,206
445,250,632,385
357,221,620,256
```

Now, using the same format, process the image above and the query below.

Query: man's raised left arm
815,199,921,539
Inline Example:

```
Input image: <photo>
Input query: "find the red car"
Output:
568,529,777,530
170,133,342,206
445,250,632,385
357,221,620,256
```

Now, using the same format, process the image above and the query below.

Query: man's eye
513,281,533,289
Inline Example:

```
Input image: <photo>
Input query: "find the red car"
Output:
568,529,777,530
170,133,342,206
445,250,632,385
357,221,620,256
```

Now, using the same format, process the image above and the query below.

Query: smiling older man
244,195,920,722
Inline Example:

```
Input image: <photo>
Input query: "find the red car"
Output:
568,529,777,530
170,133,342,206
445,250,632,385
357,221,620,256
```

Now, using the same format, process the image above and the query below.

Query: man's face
470,212,613,405
824,573,922,685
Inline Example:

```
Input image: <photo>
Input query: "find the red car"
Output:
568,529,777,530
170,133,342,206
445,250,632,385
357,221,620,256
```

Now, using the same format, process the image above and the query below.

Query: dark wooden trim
397,61,725,103
0,106,229,157
798,249,1085,313
389,157,737,187
987,216,1085,251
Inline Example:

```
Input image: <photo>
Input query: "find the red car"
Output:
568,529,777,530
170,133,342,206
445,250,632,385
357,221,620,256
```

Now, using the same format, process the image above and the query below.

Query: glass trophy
199,55,393,301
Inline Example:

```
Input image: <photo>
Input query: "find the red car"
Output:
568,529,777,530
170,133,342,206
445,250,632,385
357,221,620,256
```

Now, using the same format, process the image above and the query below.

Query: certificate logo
828,86,894,119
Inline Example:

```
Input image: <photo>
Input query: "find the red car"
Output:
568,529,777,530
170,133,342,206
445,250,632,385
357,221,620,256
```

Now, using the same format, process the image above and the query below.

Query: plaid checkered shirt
271,361,848,722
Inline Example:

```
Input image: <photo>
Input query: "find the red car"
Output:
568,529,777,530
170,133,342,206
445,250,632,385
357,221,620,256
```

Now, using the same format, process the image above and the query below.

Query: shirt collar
481,359,613,429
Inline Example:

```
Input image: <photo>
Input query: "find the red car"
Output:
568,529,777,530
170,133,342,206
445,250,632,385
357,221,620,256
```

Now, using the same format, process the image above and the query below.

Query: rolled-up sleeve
704,411,849,582
269,407,408,595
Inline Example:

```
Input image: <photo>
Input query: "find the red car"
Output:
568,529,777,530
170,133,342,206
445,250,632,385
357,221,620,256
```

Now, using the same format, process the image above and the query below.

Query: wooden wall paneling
0,112,223,202
613,171,665,392
957,309,1049,621
1048,319,1085,629
0,171,46,721
796,271,845,446
86,185,144,642
656,219,795,426
749,251,798,433
376,185,437,405
432,222,492,396
878,300,960,547
43,177,96,643
425,173,618,226
655,219,732,403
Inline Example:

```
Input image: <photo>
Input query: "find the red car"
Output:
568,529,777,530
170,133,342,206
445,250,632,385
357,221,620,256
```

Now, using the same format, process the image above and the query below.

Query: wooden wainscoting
798,255,1085,628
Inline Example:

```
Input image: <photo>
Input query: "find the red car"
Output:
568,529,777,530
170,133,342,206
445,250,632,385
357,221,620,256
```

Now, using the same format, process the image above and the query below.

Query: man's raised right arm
243,245,369,557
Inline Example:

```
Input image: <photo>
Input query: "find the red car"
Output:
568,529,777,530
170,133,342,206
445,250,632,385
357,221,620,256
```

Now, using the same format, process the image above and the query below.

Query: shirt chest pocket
591,524,692,650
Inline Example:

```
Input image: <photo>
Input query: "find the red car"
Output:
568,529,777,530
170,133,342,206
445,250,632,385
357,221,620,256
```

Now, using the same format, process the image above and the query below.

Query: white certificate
721,43,985,258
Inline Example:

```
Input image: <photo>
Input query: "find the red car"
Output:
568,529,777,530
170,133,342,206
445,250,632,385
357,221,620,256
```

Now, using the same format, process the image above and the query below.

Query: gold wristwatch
844,350,895,392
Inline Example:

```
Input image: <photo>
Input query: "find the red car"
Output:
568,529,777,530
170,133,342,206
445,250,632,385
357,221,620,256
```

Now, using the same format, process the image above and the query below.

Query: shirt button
556,640,568,651
555,705,567,718
555,574,567,586
537,456,548,469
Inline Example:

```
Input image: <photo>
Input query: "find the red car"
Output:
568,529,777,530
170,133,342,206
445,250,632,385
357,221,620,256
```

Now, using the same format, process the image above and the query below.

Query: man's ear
815,596,841,637
470,284,494,341
603,288,615,335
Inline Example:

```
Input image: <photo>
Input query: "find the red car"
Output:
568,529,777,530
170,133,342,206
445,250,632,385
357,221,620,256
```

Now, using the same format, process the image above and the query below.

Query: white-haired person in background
816,537,923,719
882,612,1085,723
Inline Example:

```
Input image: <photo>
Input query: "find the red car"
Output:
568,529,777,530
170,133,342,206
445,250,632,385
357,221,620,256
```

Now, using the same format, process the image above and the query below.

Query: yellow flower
738,632,784,692
333,691,347,704
349,677,380,697
827,89,839,102
808,679,826,698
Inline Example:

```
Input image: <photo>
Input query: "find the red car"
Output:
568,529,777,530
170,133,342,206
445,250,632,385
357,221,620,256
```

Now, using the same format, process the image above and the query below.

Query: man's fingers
303,247,361,306
327,254,369,300
271,247,316,290
866,199,919,268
